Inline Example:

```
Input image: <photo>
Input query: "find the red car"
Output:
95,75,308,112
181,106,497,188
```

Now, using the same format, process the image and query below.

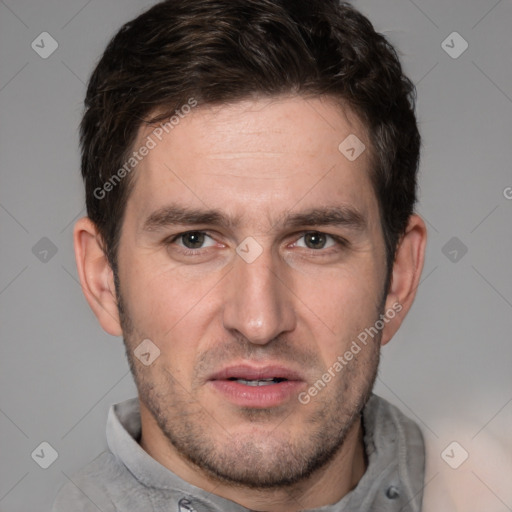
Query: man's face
116,96,389,487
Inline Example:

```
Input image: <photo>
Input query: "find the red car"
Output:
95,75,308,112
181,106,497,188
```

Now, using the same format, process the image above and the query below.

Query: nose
222,247,296,345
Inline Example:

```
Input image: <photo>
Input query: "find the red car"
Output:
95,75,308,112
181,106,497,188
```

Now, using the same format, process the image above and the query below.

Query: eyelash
165,231,348,257
165,231,217,257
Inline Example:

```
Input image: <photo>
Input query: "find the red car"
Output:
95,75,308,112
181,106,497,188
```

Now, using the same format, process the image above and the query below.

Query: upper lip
208,364,304,382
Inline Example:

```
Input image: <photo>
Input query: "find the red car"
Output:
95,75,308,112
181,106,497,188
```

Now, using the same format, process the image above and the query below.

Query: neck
139,405,367,511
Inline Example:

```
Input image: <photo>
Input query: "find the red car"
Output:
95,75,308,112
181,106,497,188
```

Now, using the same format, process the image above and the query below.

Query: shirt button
178,498,197,511
386,485,400,500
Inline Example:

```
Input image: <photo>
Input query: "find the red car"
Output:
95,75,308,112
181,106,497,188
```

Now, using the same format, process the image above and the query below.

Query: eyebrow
141,204,366,233
283,206,366,231
142,205,232,232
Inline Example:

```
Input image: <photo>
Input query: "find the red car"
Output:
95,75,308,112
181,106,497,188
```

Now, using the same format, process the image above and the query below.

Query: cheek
292,264,383,352
119,255,222,346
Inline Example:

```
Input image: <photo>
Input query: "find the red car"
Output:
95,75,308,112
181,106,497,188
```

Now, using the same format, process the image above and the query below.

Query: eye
294,231,337,250
174,231,216,249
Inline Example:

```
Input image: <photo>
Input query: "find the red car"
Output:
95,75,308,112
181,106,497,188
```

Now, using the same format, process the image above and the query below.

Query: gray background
0,0,511,510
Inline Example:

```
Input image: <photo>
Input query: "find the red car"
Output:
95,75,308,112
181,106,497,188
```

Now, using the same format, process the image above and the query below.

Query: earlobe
381,214,427,346
73,217,123,337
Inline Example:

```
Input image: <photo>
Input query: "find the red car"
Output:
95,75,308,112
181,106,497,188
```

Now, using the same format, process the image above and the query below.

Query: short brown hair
80,0,420,275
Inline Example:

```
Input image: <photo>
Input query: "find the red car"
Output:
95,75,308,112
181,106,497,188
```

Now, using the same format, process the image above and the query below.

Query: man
53,0,427,510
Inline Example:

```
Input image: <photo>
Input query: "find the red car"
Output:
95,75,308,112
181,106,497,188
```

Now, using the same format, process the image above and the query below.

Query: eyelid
166,230,217,248
290,230,348,248
164,229,348,253
294,232,334,249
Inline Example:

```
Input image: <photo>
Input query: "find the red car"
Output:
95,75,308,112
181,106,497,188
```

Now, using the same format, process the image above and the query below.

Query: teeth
236,378,277,386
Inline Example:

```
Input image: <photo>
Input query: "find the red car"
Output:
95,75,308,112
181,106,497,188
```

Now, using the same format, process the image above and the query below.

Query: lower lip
209,380,304,408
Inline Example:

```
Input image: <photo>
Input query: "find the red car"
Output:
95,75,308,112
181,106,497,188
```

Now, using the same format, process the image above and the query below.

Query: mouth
227,377,288,387
207,364,305,408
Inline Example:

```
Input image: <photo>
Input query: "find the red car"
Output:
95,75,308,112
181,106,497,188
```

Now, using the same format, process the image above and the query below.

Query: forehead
126,95,377,227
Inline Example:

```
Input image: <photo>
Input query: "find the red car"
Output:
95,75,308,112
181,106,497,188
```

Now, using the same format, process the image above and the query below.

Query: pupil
305,232,325,249
183,232,205,249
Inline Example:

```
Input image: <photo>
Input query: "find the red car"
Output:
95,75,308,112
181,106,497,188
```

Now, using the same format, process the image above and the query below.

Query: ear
381,214,427,346
73,217,123,336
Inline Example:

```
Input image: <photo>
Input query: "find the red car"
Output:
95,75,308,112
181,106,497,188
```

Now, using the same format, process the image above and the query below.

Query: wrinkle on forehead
126,95,375,234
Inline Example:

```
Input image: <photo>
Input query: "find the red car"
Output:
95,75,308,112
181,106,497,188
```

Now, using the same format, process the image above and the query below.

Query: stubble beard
116,289,381,490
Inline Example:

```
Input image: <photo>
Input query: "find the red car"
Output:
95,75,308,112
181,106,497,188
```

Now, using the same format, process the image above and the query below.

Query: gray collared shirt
53,394,425,511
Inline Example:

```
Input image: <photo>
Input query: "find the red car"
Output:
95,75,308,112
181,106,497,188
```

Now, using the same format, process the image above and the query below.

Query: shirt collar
106,393,424,511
